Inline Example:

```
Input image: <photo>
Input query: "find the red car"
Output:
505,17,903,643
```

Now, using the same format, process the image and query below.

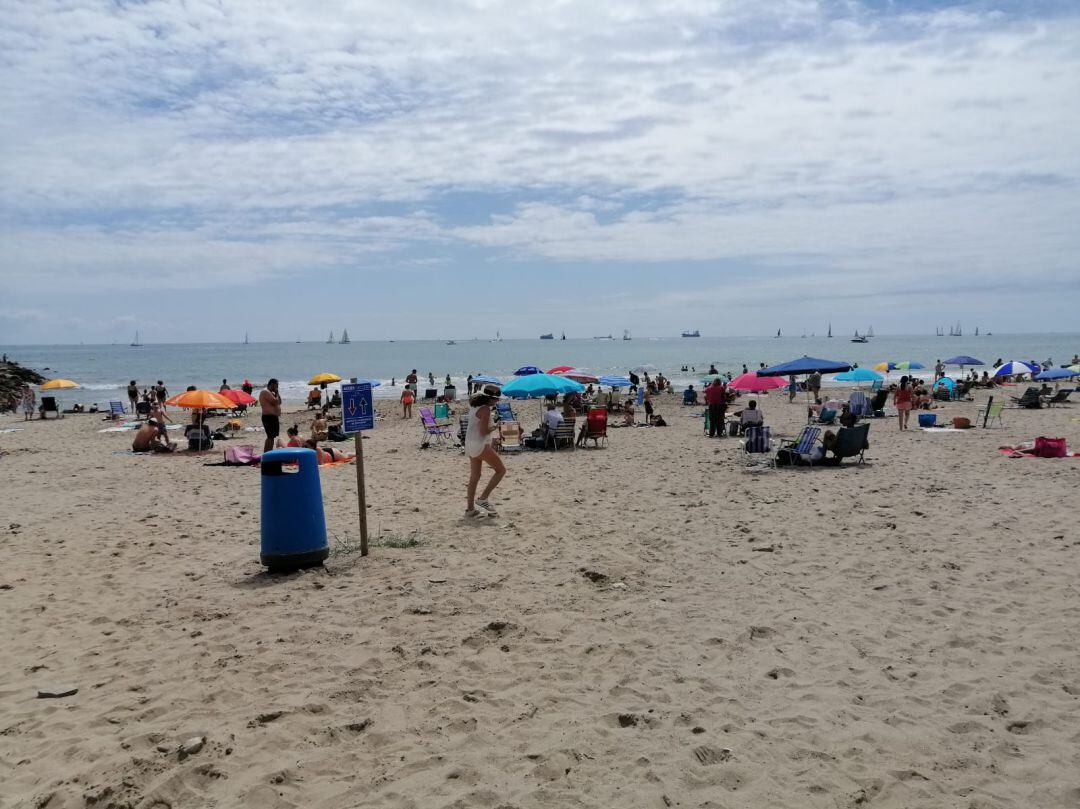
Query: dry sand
1,388,1079,808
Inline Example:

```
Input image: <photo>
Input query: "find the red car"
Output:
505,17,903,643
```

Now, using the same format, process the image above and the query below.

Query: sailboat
623,329,631,341
952,322,962,337
851,330,868,343
339,329,350,344
867,326,875,338
775,328,782,338
326,331,335,344
130,330,142,347
936,326,944,336
561,332,566,341
975,326,979,336
243,331,249,345
827,323,833,338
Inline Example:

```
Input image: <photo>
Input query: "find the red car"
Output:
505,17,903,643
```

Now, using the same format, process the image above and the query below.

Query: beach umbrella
557,369,599,384
833,368,884,383
758,357,852,423
40,378,79,390
758,356,852,376
992,360,1038,378
218,389,256,406
546,365,574,375
165,389,235,409
891,361,925,371
872,362,891,372
1069,364,1080,374
502,373,585,399
472,374,502,385
727,372,788,392
943,356,983,367
309,372,342,385
514,365,541,376
599,374,632,388
1034,367,1079,381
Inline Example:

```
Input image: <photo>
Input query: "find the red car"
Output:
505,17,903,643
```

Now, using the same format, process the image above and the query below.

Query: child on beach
464,384,506,518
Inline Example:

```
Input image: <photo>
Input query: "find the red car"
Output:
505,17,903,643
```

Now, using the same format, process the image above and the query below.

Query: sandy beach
2,388,1079,808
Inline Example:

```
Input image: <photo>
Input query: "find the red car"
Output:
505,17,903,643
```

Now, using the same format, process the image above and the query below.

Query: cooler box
260,448,329,572
918,413,936,428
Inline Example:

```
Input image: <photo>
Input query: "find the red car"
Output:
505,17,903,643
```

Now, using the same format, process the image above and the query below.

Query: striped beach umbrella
992,361,1038,377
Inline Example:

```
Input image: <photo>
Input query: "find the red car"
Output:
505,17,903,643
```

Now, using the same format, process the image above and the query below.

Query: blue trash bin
260,448,329,571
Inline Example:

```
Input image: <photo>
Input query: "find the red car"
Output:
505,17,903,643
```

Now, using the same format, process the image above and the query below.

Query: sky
1,0,1079,343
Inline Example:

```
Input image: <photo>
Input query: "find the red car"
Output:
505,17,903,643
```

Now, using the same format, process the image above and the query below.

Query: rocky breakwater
1,359,46,410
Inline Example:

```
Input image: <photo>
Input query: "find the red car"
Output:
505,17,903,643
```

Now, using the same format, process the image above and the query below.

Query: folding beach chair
548,417,576,450
108,400,126,418
829,423,870,465
848,391,871,418
583,408,608,447
434,402,451,421
39,396,61,419
495,402,516,423
775,426,821,467
818,408,837,425
1044,389,1072,407
869,389,889,416
1010,387,1041,409
135,401,151,419
743,426,773,468
419,408,452,446
498,421,524,452
871,379,884,392
978,397,1004,428
458,415,469,445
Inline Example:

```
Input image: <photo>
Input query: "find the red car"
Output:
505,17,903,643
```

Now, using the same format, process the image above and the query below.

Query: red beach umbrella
218,389,256,406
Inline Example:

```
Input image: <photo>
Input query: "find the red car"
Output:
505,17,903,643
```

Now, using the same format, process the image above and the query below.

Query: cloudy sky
1,0,1078,343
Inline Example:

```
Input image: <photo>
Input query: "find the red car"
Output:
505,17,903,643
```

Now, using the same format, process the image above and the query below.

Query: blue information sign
341,382,374,432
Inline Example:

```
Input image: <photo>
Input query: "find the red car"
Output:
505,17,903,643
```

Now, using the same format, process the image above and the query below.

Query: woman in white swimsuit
464,384,506,518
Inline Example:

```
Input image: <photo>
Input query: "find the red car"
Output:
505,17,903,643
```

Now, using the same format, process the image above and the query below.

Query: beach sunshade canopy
727,372,788,392
833,368,884,383
1034,367,1079,380
502,373,585,399
514,366,541,376
758,356,852,377
935,377,956,392
165,389,236,409
943,356,983,366
547,365,574,375
557,368,599,384
309,373,342,385
599,374,632,388
218,389,256,405
993,360,1038,377
40,378,79,390
472,374,502,385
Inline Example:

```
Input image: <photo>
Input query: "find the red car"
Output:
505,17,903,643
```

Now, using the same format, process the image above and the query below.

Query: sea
4,334,1078,408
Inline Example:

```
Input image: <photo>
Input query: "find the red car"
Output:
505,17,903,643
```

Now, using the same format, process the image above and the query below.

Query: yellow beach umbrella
308,373,342,385
872,362,890,373
41,378,79,390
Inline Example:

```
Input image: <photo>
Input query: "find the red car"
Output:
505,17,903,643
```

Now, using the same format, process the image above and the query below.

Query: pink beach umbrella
727,372,788,392
556,368,599,384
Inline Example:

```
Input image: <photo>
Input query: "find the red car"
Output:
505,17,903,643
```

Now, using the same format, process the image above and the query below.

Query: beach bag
1034,437,1067,458
224,444,261,465
952,417,971,429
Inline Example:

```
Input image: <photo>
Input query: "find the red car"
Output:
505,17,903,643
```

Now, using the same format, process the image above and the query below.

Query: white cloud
0,0,1078,326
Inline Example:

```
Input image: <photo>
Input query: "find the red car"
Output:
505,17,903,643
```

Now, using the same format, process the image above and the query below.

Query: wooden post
351,378,369,556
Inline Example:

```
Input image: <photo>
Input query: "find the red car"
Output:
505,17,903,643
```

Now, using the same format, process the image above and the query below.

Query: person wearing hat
464,383,506,518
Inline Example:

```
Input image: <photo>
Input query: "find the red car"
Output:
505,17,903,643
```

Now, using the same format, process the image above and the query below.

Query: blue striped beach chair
779,426,821,467
743,426,773,467
108,400,125,418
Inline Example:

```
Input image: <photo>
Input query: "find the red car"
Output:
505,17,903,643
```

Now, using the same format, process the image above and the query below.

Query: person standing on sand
154,380,169,411
21,384,35,421
705,377,727,438
400,386,415,419
934,359,944,381
259,378,282,452
406,369,418,389
464,384,506,518
788,374,797,403
893,375,913,431
807,371,821,402
127,380,139,413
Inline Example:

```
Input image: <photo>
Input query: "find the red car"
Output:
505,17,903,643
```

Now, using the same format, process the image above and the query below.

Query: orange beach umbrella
165,389,236,409
40,378,80,390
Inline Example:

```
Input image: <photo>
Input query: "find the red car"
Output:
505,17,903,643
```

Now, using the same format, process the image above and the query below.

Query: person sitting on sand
133,419,175,453
623,398,636,426
303,438,353,465
311,412,328,441
734,399,764,433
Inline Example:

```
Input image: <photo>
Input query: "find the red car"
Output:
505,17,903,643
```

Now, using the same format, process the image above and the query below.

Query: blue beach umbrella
757,356,852,376
1034,367,1078,381
514,366,541,376
599,374,632,388
833,368,884,383
993,360,1038,377
502,373,585,399
472,374,502,384
943,356,984,367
